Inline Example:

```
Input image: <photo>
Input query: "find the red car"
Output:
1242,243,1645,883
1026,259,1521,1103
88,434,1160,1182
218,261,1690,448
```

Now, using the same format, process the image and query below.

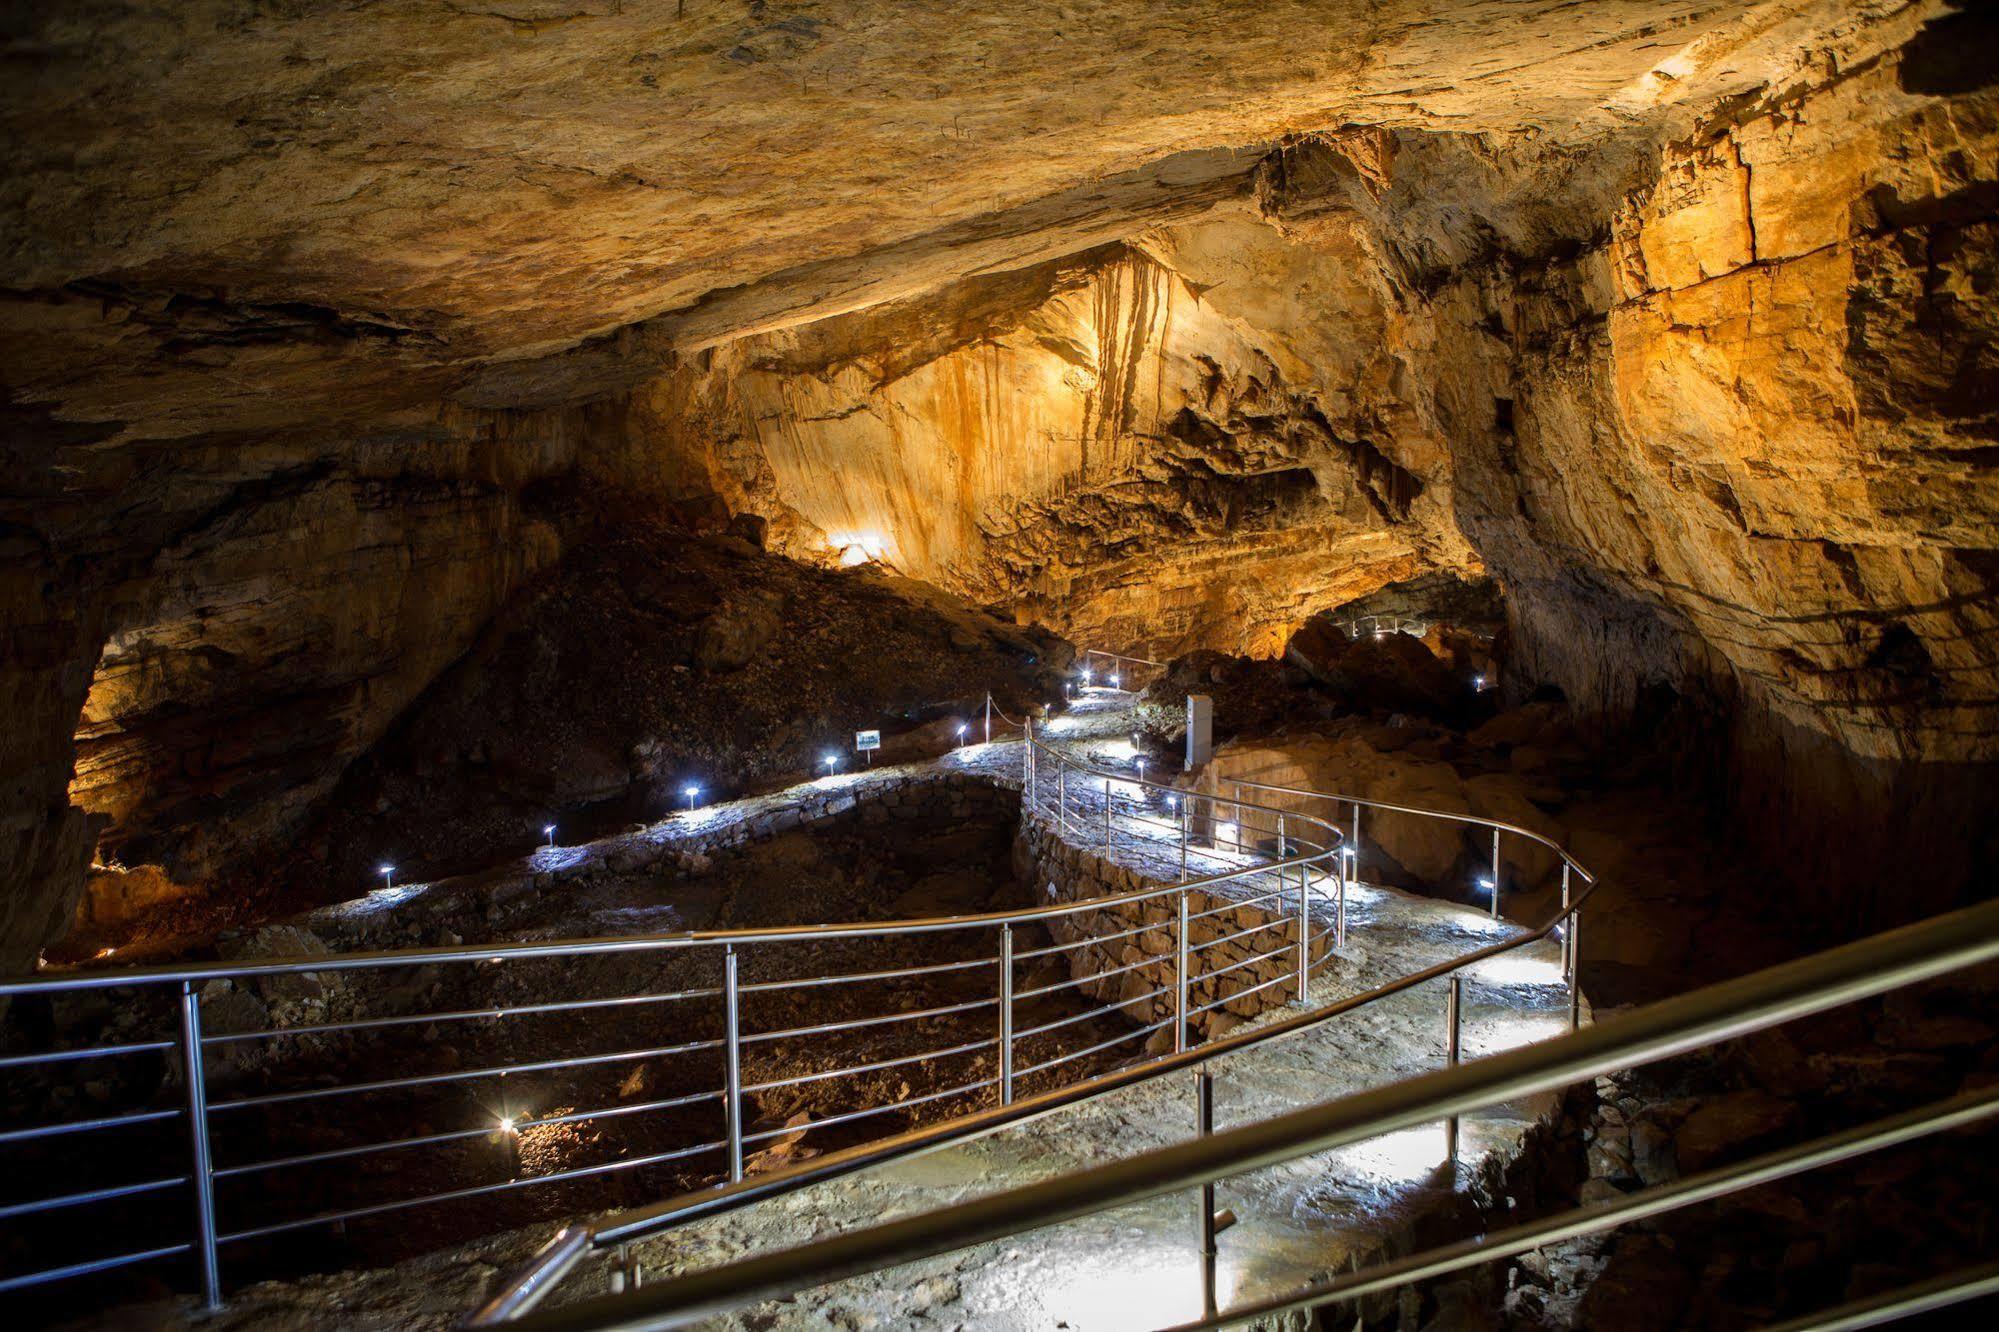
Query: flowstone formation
2,1,1995,972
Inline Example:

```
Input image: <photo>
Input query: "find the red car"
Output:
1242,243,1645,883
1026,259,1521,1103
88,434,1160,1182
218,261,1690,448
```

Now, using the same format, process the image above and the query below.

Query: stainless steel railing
470,719,1598,1323
0,716,1345,1312
1081,648,1167,694
504,895,1999,1332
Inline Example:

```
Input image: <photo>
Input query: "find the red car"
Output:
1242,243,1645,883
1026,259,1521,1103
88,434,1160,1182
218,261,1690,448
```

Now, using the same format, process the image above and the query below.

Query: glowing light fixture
1473,674,1487,690
1108,673,1121,688
377,863,395,890
499,1116,517,1135
543,823,556,847
956,722,968,747
683,784,702,810
1081,668,1093,684
822,753,840,773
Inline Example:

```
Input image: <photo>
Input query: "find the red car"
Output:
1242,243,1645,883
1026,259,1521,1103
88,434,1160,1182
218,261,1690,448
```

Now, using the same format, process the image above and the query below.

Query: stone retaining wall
1012,818,1337,1048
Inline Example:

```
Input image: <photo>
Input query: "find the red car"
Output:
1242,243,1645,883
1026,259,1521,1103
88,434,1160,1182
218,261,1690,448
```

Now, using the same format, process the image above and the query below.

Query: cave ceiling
1,0,1890,444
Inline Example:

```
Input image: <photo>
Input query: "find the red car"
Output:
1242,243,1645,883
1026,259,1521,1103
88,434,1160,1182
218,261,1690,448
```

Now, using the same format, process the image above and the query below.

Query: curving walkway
46,690,1580,1331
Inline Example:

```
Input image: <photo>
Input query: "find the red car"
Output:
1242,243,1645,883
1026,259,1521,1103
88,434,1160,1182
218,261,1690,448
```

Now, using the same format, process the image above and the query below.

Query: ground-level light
499,1116,517,1134
1108,673,1120,688
956,722,968,746
543,823,556,847
684,784,702,810
822,753,840,773
377,863,395,890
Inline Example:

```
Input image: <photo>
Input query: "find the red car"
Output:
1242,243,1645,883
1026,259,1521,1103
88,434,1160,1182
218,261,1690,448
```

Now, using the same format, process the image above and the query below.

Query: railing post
1490,827,1502,920
1294,861,1310,1006
999,925,1015,1105
1175,890,1191,1054
1103,776,1112,855
1569,911,1583,1033
1196,1069,1217,1319
724,945,743,1183
1179,801,1189,883
1057,761,1066,833
1277,811,1286,857
1560,862,1573,981
1445,975,1462,1165
1024,718,1036,811
1351,804,1361,879
178,980,222,1312
1336,848,1350,950
985,693,992,745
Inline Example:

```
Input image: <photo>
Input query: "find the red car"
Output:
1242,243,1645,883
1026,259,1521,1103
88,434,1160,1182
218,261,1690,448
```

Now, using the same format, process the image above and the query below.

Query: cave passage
4,3,1999,1330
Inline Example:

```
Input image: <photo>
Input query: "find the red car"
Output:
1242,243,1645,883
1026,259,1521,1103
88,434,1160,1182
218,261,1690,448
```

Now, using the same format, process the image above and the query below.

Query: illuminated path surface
91,693,1575,1330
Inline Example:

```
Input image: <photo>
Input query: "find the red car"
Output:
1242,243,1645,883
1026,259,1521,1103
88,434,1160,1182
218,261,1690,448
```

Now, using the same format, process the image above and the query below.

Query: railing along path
0,672,1593,1325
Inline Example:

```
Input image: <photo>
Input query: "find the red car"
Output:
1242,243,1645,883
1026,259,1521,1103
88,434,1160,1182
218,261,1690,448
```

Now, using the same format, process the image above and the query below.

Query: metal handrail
0,716,1348,1311
505,895,1999,1332
470,727,1600,1323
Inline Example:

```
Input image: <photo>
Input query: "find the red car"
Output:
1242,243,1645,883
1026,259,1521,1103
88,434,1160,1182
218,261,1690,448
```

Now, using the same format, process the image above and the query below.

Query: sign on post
856,729,880,765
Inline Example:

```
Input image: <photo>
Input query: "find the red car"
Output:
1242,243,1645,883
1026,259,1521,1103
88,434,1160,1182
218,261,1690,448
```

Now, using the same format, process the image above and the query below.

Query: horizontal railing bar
1189,970,1291,1016
740,996,997,1046
1760,1257,1999,1332
0,1105,181,1146
1013,918,1157,962
212,1089,725,1179
0,1242,193,1295
215,1037,722,1111
1157,1084,1999,1331
739,1077,1000,1147
740,956,994,994
1186,886,1291,923
1015,1015,1176,1079
536,896,1999,1330
221,1137,730,1244
1015,952,1159,1001
201,986,720,1046
0,1174,187,1221
1224,774,1594,882
0,1039,176,1070
1,842,1333,999
742,1037,996,1095
1192,916,1294,952
1014,985,1171,1041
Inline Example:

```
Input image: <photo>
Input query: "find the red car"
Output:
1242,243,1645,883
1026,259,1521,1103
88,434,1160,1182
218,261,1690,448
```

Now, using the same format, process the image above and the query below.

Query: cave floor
63,691,1576,1330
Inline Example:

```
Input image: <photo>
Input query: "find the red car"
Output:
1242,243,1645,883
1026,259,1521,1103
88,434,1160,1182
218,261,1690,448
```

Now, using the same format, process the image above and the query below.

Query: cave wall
0,408,578,968
598,227,1470,660
1392,6,1999,920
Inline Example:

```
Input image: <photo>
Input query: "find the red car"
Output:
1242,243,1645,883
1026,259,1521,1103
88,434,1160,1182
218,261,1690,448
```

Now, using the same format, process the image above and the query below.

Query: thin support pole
1295,862,1310,1006
1023,718,1034,810
1179,802,1189,883
1336,851,1349,951
1490,827,1502,920
178,980,222,1312
1058,763,1067,833
1560,862,1574,981
1351,805,1362,879
999,925,1015,1105
1196,1070,1217,1320
985,694,992,745
724,946,744,1183
1569,912,1583,1033
1175,891,1191,1054
1277,812,1286,858
1445,975,1463,1165
1103,777,1113,855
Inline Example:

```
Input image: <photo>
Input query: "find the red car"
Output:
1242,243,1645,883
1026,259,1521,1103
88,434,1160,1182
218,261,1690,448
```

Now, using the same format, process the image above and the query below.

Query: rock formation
3,1,1996,966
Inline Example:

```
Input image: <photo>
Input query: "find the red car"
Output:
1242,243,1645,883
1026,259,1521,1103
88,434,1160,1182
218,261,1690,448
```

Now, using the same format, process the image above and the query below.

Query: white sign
855,730,881,752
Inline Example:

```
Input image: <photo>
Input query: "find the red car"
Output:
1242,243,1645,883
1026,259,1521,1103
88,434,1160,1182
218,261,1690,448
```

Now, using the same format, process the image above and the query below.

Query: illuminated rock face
1,2,1995,965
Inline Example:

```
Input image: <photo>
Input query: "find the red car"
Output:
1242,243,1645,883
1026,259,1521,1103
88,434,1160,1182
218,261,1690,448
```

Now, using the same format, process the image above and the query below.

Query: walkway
63,690,1576,1331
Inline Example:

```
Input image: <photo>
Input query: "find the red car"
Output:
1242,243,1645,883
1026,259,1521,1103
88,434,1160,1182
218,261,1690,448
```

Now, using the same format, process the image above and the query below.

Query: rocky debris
56,516,1069,960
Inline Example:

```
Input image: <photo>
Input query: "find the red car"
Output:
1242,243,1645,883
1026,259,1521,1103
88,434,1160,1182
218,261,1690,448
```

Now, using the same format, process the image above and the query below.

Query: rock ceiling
0,0,1897,440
